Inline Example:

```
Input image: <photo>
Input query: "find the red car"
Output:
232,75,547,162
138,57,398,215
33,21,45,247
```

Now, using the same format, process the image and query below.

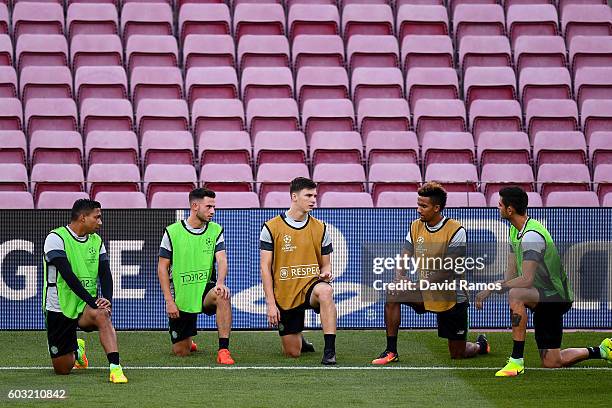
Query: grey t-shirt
260,212,333,255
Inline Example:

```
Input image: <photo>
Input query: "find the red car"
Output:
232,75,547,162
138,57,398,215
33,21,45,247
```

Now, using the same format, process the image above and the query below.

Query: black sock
324,334,336,352
219,338,229,350
386,336,398,354
511,341,525,359
107,352,120,365
587,346,601,359
74,350,79,361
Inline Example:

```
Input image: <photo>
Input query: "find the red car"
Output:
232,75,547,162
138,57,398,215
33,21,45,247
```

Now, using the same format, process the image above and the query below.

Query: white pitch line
0,366,610,371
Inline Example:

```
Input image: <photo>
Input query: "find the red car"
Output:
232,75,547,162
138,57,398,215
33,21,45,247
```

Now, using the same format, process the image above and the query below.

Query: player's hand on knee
214,283,230,300
267,303,280,327
319,270,332,282
95,298,112,316
166,300,180,319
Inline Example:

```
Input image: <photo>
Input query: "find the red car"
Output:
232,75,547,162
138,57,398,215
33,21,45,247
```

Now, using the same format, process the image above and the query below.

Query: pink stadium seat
233,3,285,39
351,67,404,108
570,36,612,74
183,35,235,70
87,163,141,197
413,99,466,140
405,67,459,111
533,131,587,167
67,3,118,40
141,130,194,167
593,163,612,202
506,5,559,47
19,66,72,104
477,131,531,166
95,191,147,209
16,34,68,72
453,4,505,44
342,4,394,39
25,98,77,137
526,99,579,142
199,130,251,165
13,2,64,39
375,191,419,208
254,131,307,165
85,130,139,166
130,67,184,107
463,66,517,109
296,66,349,109
288,4,340,40
347,35,399,71
37,191,89,209
136,99,189,136
241,67,294,105
447,0,498,15
458,35,511,74
256,163,309,202
397,5,449,41
238,35,289,71
558,0,609,13
144,164,197,203
0,191,34,209
31,163,84,202
425,163,478,192
246,98,299,137
0,163,28,191
0,98,23,130
312,163,366,199
519,67,572,108
70,34,122,70
537,163,591,199
581,99,612,143
421,131,475,166
179,4,231,44
401,35,453,71
446,192,487,207
561,5,612,46
369,163,422,201
319,192,374,208
126,35,178,74
480,163,535,199
292,35,345,70
603,192,612,207
589,131,612,168
75,66,128,105
186,67,238,107
302,98,355,142
200,163,253,192
488,191,543,207
121,3,173,40
149,191,189,209
358,98,410,142
514,36,567,74
192,99,245,136
0,4,7,35
545,191,599,207
366,130,419,165
262,191,290,208
0,65,16,97
469,100,522,143
310,131,362,166
215,191,260,208
0,34,12,65
29,130,82,166
0,130,26,165
574,67,612,109
80,98,134,138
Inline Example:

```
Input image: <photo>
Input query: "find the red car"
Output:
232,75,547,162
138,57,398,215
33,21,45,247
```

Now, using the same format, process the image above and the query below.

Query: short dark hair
418,182,447,211
189,188,216,203
499,186,528,215
71,199,101,221
290,177,317,195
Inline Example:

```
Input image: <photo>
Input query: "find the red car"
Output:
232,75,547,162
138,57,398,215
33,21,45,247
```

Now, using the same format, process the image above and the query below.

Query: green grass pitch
0,330,610,407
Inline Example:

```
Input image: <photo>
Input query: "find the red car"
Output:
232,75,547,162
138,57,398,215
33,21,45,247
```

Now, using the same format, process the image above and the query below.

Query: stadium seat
255,131,307,166
375,191,419,208
0,65,16,97
144,164,197,204
296,66,349,109
186,67,239,107
319,192,374,208
477,131,531,167
192,99,245,136
453,4,505,44
463,66,516,109
16,34,68,72
141,130,194,168
421,131,475,167
85,130,139,166
0,98,23,130
405,67,459,111
95,191,147,209
459,35,511,75
238,35,290,71
178,4,231,44
288,4,340,40
302,98,355,142
75,66,128,105
514,36,567,74
357,98,410,143
262,191,290,208
574,67,612,109
488,191,543,207
589,131,612,168
444,191,486,207
347,35,399,71
351,67,404,108
183,35,235,71
215,191,260,208
0,191,34,209
67,3,118,40
366,130,419,165
126,35,178,74
29,130,82,166
37,191,89,209
87,163,141,198
70,34,123,70
397,5,449,42
401,35,453,71
480,163,535,199
313,163,366,200
526,98,579,142
19,66,72,104
25,98,78,137
545,191,599,207
538,163,592,200
199,130,251,165
0,163,28,191
0,4,7,35
0,34,12,66
369,163,422,202
561,5,612,46
246,98,300,138
413,99,466,140
131,67,183,107
121,3,173,40
581,99,612,143
469,100,523,143
80,98,133,138
533,131,587,168
342,4,394,39
256,163,309,203
519,67,572,108
200,163,253,192
570,36,612,74
31,163,84,202
233,3,285,39
425,163,478,192
149,191,189,209
0,130,26,165
292,35,345,70
603,192,612,207
12,2,64,39
506,4,559,47
241,67,294,105
593,163,612,202
136,99,189,136
310,131,361,166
